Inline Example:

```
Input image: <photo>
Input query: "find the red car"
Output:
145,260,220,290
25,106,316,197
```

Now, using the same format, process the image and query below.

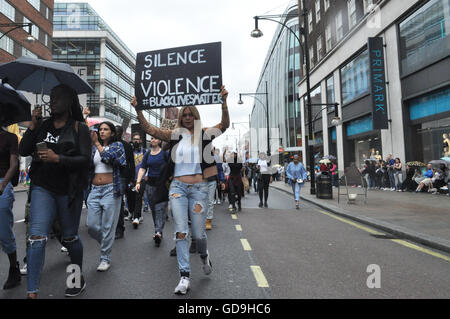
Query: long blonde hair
175,106,202,145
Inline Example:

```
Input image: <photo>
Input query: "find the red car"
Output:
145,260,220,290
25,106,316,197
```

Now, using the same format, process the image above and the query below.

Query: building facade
251,0,450,172
249,2,301,161
0,0,53,63
52,2,161,135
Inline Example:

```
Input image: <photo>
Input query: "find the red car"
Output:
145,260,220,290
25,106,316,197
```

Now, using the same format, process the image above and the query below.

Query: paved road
0,189,449,299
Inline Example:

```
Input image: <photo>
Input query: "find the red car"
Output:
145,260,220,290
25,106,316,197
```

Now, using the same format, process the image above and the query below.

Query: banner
135,42,222,110
368,37,388,130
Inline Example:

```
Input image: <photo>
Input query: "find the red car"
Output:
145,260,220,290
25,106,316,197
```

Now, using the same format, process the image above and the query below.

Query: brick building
0,0,54,63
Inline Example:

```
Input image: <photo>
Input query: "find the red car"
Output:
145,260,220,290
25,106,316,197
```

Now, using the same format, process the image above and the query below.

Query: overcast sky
57,0,296,148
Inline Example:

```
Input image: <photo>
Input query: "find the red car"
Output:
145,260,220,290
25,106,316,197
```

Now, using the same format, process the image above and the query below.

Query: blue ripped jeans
0,179,16,255
27,185,83,294
169,180,209,276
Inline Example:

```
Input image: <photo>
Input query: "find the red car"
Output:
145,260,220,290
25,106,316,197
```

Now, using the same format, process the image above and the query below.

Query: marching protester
135,136,169,246
131,85,229,295
214,148,225,205
115,126,135,239
0,121,20,290
257,152,272,208
129,132,147,228
19,84,91,298
86,122,126,272
227,152,244,213
286,155,308,210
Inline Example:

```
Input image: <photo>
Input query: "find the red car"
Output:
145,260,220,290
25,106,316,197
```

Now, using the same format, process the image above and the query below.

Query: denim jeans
291,181,303,201
388,170,395,188
394,171,403,190
169,179,209,275
27,185,83,294
87,184,122,263
0,179,16,255
206,180,216,220
146,184,168,234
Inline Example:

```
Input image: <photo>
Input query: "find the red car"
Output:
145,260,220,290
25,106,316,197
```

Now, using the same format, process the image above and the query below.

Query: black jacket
119,139,135,184
19,118,91,204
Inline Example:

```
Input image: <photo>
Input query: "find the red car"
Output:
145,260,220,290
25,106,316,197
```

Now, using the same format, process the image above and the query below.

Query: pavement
270,181,450,254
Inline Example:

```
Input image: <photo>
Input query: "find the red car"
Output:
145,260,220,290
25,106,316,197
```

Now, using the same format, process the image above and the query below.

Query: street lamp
0,23,36,43
251,0,315,194
238,81,270,157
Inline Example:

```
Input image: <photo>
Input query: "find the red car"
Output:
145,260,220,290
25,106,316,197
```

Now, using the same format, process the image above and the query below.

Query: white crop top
173,134,202,177
94,149,113,174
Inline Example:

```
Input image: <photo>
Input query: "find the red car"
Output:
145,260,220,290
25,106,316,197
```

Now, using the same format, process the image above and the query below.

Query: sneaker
97,260,111,272
3,262,21,290
201,254,212,275
139,217,144,223
217,200,221,205
132,218,139,229
61,246,69,254
170,247,177,256
258,202,263,208
20,263,27,276
65,276,86,297
228,204,233,210
264,202,268,208
174,276,190,295
154,232,162,247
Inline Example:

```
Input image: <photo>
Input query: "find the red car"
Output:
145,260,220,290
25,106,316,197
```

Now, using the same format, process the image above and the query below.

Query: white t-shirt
258,159,270,174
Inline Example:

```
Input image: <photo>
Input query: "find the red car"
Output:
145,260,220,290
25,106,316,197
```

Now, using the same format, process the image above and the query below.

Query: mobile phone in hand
36,142,47,152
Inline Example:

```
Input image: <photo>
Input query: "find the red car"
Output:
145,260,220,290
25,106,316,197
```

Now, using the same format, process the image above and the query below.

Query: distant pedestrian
87,122,126,272
135,136,169,246
394,158,403,191
129,132,147,229
286,155,308,209
227,152,244,212
257,152,272,208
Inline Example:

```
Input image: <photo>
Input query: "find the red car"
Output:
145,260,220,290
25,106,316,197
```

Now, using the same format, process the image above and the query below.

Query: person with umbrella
0,102,22,290
19,84,91,299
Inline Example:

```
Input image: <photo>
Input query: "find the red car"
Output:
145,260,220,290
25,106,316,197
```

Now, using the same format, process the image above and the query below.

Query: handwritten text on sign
135,42,222,109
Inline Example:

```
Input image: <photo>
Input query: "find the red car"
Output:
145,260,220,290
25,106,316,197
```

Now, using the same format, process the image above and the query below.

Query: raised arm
210,86,230,133
130,97,172,142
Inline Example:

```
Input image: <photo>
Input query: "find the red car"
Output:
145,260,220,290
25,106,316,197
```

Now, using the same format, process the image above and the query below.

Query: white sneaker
217,200,221,205
132,218,139,229
139,217,144,223
97,260,111,272
228,204,233,209
20,263,27,275
61,246,68,253
174,276,190,295
201,253,212,275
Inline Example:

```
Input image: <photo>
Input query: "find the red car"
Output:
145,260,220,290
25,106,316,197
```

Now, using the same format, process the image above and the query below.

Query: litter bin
316,173,333,199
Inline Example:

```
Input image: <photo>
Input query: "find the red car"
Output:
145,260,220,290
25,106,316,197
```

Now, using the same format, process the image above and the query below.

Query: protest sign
135,42,222,109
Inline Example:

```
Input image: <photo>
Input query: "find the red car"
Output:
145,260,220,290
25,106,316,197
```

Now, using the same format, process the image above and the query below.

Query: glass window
0,32,13,54
105,46,119,65
119,59,131,77
348,0,357,28
308,11,313,33
27,0,40,12
316,0,321,22
326,76,335,108
105,66,119,84
317,35,323,61
324,0,330,11
23,17,40,40
22,47,37,58
0,0,15,21
336,11,344,41
399,0,450,75
309,47,314,67
325,24,332,52
341,49,369,105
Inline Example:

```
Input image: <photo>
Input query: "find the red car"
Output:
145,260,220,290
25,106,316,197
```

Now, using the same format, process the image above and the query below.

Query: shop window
409,87,450,120
399,0,450,75
341,50,369,105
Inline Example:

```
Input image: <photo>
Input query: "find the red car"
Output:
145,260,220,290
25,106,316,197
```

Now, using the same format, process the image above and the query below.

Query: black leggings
258,175,271,203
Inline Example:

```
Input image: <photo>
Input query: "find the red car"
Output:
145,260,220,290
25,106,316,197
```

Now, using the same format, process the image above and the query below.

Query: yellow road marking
315,209,450,262
391,240,450,262
250,266,269,288
315,209,384,235
235,225,242,231
231,214,238,220
241,239,252,251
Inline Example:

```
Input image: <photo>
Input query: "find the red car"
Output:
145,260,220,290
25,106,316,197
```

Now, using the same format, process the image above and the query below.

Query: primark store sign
368,37,388,130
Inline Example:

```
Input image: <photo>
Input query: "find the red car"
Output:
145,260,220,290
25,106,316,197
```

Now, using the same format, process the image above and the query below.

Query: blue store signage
368,37,388,130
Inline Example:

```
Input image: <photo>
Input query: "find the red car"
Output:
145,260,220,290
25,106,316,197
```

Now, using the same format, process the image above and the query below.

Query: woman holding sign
131,85,229,295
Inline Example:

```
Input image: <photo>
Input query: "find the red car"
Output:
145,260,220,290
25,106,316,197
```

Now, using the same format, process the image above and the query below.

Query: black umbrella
0,82,31,127
0,56,94,95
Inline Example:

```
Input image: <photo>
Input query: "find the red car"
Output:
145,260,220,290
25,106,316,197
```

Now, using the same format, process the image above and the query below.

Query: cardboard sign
161,118,177,130
135,42,222,110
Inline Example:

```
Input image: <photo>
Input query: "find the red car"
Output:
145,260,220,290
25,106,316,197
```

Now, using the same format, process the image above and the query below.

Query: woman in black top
227,152,245,212
19,84,91,299
0,123,20,290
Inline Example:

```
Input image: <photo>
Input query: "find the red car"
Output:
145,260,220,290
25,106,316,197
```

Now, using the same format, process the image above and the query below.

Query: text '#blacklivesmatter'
135,42,223,109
